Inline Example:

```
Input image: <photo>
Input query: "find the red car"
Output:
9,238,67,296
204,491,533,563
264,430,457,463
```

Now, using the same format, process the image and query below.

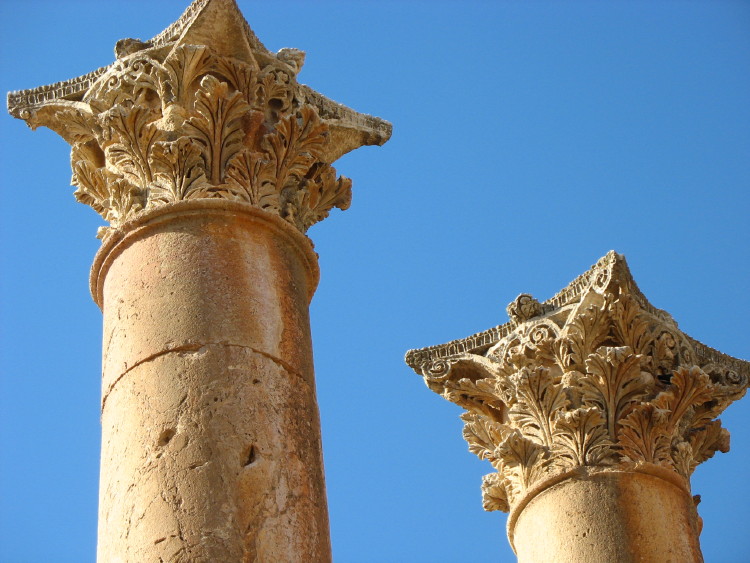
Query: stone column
8,1,390,562
406,251,749,562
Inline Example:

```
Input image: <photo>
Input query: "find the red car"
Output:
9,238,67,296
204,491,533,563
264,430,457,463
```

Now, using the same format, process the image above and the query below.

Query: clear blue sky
1,1,749,562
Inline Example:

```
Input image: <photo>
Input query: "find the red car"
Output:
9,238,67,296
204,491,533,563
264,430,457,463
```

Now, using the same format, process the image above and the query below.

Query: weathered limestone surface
95,202,326,562
406,251,749,562
8,0,391,561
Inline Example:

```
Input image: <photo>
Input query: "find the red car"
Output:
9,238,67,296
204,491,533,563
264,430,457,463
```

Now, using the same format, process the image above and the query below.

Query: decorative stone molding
406,251,749,514
7,0,391,236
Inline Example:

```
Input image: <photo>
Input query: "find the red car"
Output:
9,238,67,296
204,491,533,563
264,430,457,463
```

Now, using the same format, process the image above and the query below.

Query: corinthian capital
7,0,391,235
406,251,749,514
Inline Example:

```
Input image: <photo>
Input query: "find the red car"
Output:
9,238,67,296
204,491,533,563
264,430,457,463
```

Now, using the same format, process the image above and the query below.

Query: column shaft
94,202,330,562
511,471,702,563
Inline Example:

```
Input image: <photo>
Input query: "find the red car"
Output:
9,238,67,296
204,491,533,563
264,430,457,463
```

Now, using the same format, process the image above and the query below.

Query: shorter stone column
406,251,749,562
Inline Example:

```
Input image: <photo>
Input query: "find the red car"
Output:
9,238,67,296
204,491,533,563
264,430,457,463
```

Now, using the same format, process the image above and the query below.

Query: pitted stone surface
93,202,330,562
100,345,329,563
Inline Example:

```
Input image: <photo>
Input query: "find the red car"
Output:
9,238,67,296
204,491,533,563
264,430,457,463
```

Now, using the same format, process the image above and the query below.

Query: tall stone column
406,252,749,562
8,1,390,561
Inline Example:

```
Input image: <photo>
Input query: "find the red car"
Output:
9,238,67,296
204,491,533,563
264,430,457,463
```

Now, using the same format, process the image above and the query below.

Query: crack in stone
245,346,306,384
102,342,308,413
102,342,205,413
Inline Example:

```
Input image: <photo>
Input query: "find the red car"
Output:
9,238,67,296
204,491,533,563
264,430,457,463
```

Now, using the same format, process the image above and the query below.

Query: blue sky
1,1,749,562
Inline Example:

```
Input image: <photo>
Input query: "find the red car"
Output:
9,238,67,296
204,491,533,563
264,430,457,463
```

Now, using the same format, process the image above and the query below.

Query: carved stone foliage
406,252,749,513
43,44,349,234
8,0,391,236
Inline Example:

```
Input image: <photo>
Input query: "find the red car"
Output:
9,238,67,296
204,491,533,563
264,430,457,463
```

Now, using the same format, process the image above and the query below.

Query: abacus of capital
8,1,390,561
406,251,749,562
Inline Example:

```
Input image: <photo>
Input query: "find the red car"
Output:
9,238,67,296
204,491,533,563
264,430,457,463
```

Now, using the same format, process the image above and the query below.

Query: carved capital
7,0,391,235
406,251,749,513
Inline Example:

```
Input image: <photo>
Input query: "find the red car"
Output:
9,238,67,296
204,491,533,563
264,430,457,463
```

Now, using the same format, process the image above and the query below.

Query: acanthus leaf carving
159,45,212,108
107,177,145,225
100,96,162,190
652,366,716,432
15,19,390,233
214,56,259,106
481,472,510,513
611,293,654,358
508,366,568,448
461,412,509,466
618,403,672,466
256,67,295,118
463,412,548,507
224,147,278,211
443,377,504,421
281,167,352,232
496,428,549,503
187,74,249,186
557,298,612,372
52,107,100,144
72,157,109,215
408,253,749,514
150,137,208,203
578,346,652,442
71,143,143,224
261,106,326,193
552,407,612,468
684,420,730,473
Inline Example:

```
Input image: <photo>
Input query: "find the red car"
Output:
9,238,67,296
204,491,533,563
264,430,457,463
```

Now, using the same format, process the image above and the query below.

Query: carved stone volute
406,251,749,514
7,0,391,237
